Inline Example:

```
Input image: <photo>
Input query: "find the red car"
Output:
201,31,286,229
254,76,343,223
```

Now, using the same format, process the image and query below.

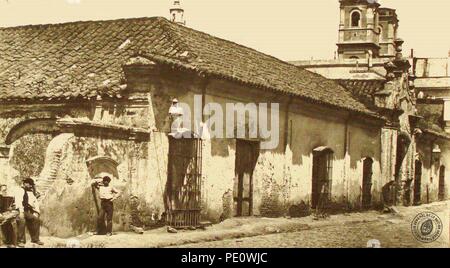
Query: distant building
337,0,398,60
291,0,450,209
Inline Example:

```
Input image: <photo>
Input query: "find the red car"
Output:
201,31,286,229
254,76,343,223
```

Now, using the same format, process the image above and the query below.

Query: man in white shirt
92,176,120,236
15,178,43,247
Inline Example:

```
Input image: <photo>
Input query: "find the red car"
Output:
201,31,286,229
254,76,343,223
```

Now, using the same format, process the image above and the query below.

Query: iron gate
166,136,202,228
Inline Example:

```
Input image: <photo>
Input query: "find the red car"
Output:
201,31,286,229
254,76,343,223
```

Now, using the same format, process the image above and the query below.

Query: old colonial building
292,0,450,210
0,0,447,238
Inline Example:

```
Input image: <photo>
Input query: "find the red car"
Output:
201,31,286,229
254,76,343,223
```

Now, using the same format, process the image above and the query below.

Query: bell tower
170,0,186,26
337,0,381,60
378,8,399,58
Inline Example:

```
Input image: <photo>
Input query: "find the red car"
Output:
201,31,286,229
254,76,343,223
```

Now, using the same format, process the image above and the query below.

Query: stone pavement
28,201,449,248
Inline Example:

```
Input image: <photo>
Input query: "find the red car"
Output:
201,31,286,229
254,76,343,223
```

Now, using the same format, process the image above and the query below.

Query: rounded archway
4,118,61,189
5,118,59,146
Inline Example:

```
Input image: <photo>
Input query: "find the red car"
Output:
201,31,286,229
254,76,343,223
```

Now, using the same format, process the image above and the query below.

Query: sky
0,0,449,61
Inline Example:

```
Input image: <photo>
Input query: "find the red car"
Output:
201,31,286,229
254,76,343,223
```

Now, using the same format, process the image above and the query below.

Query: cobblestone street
177,203,449,248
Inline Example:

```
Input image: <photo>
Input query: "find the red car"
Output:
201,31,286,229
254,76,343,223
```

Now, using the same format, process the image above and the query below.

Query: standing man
16,178,44,247
382,180,396,213
92,176,121,236
0,184,18,248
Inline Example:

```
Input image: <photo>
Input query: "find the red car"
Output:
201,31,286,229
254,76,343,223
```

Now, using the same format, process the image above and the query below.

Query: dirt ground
7,201,449,248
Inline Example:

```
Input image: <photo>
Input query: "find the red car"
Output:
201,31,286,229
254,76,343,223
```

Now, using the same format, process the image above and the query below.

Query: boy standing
0,185,18,248
15,178,44,247
92,176,121,236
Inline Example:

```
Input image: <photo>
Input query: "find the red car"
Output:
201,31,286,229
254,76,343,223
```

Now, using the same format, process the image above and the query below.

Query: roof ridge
0,16,166,31
164,18,304,70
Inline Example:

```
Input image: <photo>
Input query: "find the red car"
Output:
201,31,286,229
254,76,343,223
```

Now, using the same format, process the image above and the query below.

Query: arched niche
85,156,120,181
350,10,362,28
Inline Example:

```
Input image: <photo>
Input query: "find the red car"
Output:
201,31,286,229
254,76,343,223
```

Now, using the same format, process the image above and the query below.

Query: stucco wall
158,77,386,222
39,134,152,237
417,139,450,204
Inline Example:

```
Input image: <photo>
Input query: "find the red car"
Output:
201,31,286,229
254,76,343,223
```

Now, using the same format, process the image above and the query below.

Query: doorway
439,166,446,201
312,148,333,209
234,140,260,217
414,160,422,205
166,136,203,228
362,158,374,209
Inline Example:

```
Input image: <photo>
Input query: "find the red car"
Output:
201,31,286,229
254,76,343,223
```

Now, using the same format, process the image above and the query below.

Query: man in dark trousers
16,178,44,247
92,176,121,236
0,184,18,248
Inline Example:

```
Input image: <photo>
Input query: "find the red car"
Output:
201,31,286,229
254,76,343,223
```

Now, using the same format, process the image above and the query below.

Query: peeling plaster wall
417,141,437,204
159,77,386,222
10,134,53,181
417,139,450,204
347,123,382,208
0,102,159,237
40,135,152,237
439,143,450,200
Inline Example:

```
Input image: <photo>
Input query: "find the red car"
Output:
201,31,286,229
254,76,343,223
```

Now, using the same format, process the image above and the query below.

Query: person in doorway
0,184,19,248
129,195,144,234
403,178,413,206
92,176,121,236
381,180,397,213
15,178,44,247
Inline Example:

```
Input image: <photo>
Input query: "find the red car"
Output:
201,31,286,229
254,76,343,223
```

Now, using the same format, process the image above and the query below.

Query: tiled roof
336,79,385,107
416,102,450,140
0,17,377,117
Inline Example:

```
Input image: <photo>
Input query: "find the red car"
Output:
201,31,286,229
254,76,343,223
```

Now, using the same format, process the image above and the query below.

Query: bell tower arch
337,0,381,60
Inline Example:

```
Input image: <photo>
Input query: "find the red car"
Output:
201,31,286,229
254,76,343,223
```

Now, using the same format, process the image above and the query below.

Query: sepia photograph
0,0,449,252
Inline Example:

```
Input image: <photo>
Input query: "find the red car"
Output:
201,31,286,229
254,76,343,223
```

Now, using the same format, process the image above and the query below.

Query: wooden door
414,160,422,205
362,158,373,209
312,149,333,209
234,140,259,217
439,166,446,201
